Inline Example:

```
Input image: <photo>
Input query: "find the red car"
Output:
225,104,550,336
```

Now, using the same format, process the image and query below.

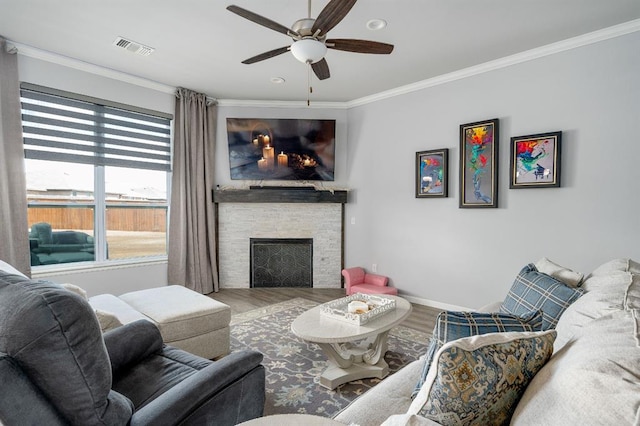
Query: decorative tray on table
320,293,396,325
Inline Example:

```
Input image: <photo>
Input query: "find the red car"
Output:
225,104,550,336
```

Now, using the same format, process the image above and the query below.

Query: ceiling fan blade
241,46,290,64
311,59,330,80
311,0,358,37
326,39,394,54
227,5,298,37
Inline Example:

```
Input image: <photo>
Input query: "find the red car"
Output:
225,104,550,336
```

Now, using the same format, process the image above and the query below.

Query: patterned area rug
230,298,430,418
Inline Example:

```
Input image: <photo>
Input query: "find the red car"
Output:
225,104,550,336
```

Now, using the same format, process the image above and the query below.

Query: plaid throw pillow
501,263,584,331
411,309,543,399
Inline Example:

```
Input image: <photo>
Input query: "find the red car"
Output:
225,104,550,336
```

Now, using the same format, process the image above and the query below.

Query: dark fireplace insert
250,238,313,288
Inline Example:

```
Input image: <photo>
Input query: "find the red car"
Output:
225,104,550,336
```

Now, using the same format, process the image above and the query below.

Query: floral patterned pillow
408,330,556,426
411,310,543,399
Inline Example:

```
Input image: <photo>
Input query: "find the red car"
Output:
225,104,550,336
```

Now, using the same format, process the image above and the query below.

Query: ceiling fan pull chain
307,62,312,106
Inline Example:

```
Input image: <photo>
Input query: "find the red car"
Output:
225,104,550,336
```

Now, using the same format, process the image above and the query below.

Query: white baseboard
401,294,470,312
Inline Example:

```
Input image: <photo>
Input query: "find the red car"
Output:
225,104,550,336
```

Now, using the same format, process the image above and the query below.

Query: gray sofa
334,258,640,425
0,270,266,426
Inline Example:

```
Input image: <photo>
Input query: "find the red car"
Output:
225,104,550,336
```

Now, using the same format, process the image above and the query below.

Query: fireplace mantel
213,188,347,204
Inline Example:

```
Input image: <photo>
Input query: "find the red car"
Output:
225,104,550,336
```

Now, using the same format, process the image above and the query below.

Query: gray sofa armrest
130,350,265,426
334,358,424,425
103,320,163,375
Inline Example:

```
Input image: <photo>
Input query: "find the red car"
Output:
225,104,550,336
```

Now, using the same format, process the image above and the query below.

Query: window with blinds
21,84,172,268
20,87,171,172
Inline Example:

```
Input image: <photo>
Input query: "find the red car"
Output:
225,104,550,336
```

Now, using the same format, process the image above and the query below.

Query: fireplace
250,238,313,288
214,188,347,289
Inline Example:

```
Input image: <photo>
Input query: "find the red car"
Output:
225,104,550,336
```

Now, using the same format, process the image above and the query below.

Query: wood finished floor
209,288,442,335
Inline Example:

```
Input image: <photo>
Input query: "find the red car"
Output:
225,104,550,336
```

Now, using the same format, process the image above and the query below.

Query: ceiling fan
226,0,394,81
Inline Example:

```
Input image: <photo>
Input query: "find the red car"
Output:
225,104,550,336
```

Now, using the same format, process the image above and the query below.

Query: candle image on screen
226,118,336,181
262,145,274,168
277,152,288,168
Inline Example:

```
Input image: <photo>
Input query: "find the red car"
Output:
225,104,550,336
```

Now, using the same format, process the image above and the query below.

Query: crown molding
347,18,640,108
8,41,176,95
8,18,639,109
217,99,347,109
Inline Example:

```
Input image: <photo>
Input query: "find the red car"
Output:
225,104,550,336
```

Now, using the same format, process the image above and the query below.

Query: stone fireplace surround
214,188,347,288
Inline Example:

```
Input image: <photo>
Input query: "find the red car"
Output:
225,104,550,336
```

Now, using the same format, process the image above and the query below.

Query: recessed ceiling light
271,77,285,84
366,19,387,31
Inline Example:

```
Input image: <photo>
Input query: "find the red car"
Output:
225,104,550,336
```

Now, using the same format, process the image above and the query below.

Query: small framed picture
510,131,562,188
459,118,499,208
415,149,448,198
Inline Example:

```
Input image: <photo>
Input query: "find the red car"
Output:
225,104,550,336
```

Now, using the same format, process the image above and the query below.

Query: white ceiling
1,0,639,103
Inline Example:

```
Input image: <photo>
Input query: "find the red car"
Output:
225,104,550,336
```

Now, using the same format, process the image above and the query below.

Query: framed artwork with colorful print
416,148,448,198
459,118,499,208
510,131,562,189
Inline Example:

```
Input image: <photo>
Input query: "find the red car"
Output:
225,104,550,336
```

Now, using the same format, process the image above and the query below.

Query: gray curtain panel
168,88,218,294
0,37,30,275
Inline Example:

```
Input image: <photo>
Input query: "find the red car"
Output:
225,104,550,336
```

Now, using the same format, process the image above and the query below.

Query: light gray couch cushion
333,357,424,426
89,293,150,324
513,259,640,425
119,285,231,343
554,258,639,351
512,309,640,425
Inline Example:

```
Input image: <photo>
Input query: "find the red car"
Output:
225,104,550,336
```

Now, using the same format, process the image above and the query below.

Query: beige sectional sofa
334,258,640,425
89,285,231,360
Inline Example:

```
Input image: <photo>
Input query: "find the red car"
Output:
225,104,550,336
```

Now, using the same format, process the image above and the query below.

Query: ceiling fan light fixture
290,39,327,64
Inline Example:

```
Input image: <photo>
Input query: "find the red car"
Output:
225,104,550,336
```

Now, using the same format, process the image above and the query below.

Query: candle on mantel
257,157,267,170
277,151,288,168
252,138,259,145
263,135,270,145
263,144,274,167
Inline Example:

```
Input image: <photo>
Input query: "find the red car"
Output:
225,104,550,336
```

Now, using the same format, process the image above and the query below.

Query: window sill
31,256,168,278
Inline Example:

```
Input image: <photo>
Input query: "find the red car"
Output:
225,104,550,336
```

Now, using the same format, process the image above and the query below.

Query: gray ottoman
119,285,231,359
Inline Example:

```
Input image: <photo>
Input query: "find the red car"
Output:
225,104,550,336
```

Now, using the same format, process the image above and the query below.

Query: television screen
226,118,336,181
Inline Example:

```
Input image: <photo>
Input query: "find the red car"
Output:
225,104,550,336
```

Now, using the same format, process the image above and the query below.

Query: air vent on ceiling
113,37,154,56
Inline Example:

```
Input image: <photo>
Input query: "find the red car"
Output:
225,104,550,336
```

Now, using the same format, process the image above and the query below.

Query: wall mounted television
226,118,336,181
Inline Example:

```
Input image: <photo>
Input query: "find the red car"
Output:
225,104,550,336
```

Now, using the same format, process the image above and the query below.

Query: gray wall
344,32,640,308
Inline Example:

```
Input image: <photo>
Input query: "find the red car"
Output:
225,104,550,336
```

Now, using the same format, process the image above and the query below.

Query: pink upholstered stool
342,267,398,296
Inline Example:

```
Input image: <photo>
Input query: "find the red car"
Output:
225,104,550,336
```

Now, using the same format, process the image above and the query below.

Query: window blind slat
105,107,170,126
21,88,172,172
22,114,170,145
21,102,171,136
22,126,171,153
25,149,171,171
21,89,98,112
23,138,171,163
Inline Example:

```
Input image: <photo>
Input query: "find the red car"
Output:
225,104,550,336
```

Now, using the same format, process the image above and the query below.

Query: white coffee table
291,295,412,389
